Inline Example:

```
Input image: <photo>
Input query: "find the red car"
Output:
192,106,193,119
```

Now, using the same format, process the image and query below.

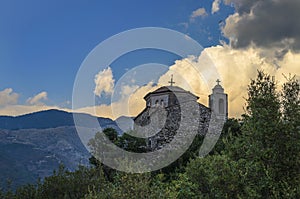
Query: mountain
0,109,121,131
0,109,121,190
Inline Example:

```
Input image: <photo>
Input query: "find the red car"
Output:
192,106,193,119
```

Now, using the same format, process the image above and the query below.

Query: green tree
102,128,118,143
276,74,300,196
211,118,242,155
88,128,147,181
186,155,249,198
36,164,108,199
84,171,168,199
14,184,37,199
185,71,300,198
116,131,147,153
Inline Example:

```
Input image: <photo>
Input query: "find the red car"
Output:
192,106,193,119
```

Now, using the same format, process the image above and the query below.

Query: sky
0,0,299,119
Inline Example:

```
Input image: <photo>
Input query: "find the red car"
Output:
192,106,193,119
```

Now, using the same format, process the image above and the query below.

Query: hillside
0,109,120,131
0,109,121,190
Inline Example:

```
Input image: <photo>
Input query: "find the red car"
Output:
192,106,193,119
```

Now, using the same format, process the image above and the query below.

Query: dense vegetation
1,71,299,198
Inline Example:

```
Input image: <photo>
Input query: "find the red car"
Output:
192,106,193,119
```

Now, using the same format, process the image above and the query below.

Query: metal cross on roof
216,79,221,85
169,74,175,86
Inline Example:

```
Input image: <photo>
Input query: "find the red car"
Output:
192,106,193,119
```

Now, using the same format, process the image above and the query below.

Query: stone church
134,77,228,151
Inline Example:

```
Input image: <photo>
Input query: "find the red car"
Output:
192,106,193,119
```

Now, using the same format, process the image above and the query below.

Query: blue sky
0,0,234,108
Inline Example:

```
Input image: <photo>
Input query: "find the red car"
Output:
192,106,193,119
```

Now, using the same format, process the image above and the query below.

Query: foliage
185,71,300,198
36,165,108,199
211,118,242,155
156,134,204,180
116,131,147,153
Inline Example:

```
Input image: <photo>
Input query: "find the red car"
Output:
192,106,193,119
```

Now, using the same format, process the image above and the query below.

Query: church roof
212,79,224,92
144,86,199,99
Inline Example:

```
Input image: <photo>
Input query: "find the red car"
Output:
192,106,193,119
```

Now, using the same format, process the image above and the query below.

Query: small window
219,98,224,114
160,99,164,107
155,100,159,107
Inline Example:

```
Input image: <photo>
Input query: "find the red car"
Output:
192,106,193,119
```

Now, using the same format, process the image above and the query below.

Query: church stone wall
134,101,211,151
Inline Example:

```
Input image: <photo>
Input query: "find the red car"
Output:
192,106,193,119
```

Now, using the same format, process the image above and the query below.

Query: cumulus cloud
157,57,211,102
63,45,299,120
0,90,72,116
26,91,48,105
0,88,19,106
190,8,208,22
212,0,221,14
163,45,299,117
222,0,300,59
94,66,115,96
76,82,157,119
99,45,296,119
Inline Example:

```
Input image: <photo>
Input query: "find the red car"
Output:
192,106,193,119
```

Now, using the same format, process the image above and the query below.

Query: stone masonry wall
134,101,211,151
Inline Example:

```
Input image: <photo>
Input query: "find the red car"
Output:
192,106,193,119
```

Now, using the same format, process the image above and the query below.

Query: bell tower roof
212,79,224,93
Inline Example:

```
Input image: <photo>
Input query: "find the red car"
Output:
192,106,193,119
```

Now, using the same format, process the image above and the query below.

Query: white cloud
26,91,48,105
159,45,299,118
76,82,158,120
94,66,115,96
212,0,221,14
0,90,72,116
0,88,19,106
190,8,208,22
120,84,139,98
76,45,299,119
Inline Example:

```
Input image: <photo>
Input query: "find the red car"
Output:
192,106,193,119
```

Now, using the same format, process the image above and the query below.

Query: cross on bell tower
168,74,175,86
216,79,221,85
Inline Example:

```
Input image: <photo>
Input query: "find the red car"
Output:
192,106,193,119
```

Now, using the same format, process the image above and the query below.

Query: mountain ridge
0,109,120,132
0,109,122,190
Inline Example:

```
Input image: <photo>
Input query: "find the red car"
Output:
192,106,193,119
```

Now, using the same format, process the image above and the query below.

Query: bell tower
209,79,228,119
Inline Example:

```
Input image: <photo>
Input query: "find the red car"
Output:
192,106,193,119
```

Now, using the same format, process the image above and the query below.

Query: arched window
155,100,159,107
219,98,224,114
160,99,164,107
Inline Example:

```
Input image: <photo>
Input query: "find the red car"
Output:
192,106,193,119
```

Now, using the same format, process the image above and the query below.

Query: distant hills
0,109,122,190
0,109,121,131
